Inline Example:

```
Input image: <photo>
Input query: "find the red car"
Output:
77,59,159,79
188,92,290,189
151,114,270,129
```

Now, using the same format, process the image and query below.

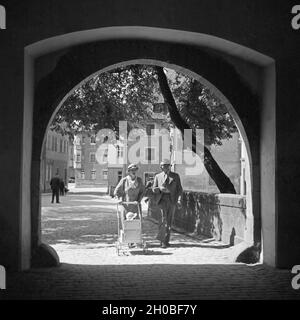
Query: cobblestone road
3,193,300,300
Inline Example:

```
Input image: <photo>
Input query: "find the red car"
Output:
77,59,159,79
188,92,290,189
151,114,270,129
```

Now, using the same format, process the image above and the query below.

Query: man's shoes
161,243,167,248
165,242,171,247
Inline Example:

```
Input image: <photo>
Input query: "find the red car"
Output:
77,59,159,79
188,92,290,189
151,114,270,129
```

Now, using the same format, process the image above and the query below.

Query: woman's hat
127,164,138,171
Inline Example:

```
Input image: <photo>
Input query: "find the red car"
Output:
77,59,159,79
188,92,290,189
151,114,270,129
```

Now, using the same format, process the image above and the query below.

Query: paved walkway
3,193,300,300
41,193,247,265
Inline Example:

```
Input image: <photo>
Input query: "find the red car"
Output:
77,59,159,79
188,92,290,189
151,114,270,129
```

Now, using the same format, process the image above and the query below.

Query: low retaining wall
148,191,249,245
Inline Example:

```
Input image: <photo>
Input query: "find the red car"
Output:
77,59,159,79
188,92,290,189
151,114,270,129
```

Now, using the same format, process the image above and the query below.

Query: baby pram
115,201,148,255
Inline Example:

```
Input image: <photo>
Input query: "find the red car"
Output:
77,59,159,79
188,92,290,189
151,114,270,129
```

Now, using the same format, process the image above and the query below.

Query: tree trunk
155,66,236,194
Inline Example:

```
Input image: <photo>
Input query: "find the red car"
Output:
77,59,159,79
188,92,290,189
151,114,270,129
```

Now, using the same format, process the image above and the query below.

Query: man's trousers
156,194,176,245
51,188,60,203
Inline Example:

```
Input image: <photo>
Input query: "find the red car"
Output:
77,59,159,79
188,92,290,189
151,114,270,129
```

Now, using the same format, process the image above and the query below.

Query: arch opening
40,59,255,266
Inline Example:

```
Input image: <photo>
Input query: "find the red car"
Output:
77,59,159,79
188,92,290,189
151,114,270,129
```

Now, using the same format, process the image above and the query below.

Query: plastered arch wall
22,27,275,269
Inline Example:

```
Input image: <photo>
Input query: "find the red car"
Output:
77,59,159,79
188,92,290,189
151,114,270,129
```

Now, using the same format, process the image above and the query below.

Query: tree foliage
51,65,159,137
52,64,237,146
155,66,237,194
51,64,238,193
165,69,237,146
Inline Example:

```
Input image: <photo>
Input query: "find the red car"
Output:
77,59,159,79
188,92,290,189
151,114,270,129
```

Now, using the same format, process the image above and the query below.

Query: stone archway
22,27,275,269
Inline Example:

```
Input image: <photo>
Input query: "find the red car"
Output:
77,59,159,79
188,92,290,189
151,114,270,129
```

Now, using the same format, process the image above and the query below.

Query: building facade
74,103,246,195
74,133,111,187
174,131,244,194
40,130,71,192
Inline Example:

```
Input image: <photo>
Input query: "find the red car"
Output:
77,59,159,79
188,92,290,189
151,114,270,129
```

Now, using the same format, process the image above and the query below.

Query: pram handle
119,201,140,205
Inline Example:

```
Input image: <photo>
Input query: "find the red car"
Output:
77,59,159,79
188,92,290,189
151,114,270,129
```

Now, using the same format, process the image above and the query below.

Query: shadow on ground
4,263,298,300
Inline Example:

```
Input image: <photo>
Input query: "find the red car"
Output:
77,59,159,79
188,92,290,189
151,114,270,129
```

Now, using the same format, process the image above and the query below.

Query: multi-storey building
173,130,243,193
68,141,75,181
126,103,171,185
40,130,71,192
73,102,246,195
74,133,111,187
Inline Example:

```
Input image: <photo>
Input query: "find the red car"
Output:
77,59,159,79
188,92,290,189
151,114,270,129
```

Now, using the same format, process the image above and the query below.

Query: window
242,168,247,195
103,149,108,162
118,170,123,182
116,145,123,158
47,164,52,181
103,170,108,180
145,147,155,161
153,103,167,114
76,152,81,162
52,136,55,151
91,170,96,180
81,170,85,179
47,164,50,181
90,152,96,163
90,135,96,144
47,135,51,150
46,164,49,181
82,136,85,144
146,124,155,136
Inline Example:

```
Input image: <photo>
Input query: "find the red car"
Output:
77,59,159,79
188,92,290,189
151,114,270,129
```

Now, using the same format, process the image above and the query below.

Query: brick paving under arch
3,192,299,300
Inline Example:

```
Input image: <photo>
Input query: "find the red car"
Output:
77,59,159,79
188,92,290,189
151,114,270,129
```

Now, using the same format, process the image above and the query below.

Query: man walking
152,159,183,248
50,173,61,204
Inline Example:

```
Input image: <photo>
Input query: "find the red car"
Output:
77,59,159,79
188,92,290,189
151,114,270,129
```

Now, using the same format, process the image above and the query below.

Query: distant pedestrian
59,179,65,196
64,186,69,195
50,173,61,203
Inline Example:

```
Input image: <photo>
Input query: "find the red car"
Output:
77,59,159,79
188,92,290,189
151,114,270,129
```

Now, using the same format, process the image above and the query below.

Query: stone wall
148,191,250,246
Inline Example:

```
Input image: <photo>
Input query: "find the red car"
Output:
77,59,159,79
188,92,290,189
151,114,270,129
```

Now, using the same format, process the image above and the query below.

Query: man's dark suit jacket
50,177,61,190
152,171,183,205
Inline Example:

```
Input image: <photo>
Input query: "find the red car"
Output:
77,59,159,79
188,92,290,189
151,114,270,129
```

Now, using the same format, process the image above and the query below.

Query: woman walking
114,164,145,248
114,164,145,218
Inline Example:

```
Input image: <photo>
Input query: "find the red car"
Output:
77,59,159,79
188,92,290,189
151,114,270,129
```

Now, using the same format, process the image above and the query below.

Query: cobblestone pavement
40,193,248,265
3,193,300,300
